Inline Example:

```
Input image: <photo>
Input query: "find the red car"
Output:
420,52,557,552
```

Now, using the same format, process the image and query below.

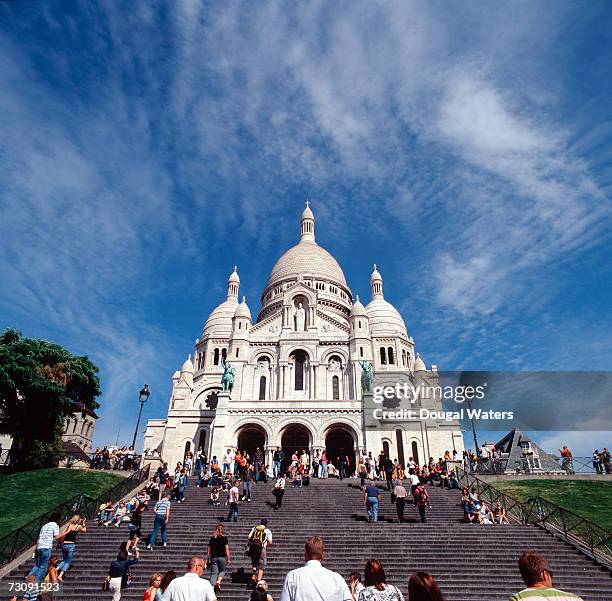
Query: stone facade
143,203,463,470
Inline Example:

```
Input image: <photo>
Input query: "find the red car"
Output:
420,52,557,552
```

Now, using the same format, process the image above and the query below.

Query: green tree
0,329,100,470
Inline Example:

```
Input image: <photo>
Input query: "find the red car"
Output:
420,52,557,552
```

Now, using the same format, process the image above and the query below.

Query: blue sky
0,2,610,454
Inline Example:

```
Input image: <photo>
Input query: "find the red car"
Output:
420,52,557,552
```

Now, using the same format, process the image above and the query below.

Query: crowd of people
90,446,141,471
17,443,592,601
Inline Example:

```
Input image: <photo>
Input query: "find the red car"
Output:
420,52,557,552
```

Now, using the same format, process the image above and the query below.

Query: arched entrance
324,426,356,476
236,424,267,462
280,424,311,474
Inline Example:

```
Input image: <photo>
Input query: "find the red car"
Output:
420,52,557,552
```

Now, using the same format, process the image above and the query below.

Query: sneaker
248,499,251,502
163,543,167,547
146,545,153,550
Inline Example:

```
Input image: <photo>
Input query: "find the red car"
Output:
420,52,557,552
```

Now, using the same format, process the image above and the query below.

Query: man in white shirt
280,536,352,601
162,556,217,601
227,481,240,522
28,512,60,581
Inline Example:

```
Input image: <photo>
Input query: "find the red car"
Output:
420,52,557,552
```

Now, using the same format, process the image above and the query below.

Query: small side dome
413,353,426,371
350,295,368,317
181,354,194,373
234,296,252,321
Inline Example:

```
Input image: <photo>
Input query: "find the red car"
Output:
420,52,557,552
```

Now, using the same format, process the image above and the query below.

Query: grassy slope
493,479,612,531
0,468,124,538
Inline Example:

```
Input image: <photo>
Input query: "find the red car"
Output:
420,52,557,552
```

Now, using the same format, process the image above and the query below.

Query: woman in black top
207,524,230,592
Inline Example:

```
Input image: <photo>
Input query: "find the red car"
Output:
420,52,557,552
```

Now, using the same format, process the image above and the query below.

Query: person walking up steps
207,524,230,594
226,480,240,522
413,483,430,523
147,493,171,549
280,536,351,601
247,519,273,589
161,556,217,601
364,483,380,523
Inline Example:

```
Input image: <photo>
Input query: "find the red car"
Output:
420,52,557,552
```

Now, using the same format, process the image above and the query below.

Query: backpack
417,487,428,504
249,525,267,549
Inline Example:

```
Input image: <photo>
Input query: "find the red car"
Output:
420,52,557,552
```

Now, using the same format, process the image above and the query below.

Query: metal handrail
456,467,611,568
0,465,149,567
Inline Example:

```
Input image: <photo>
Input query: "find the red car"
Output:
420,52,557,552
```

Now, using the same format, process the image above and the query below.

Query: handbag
102,575,110,591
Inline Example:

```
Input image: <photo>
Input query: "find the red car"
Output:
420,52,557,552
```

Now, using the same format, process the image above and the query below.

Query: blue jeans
209,556,227,584
273,461,281,479
223,463,230,474
367,497,379,522
149,514,168,546
227,502,239,522
339,463,347,480
57,543,76,573
243,481,252,500
28,547,51,581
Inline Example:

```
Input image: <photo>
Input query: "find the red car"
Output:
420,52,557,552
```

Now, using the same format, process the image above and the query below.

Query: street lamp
131,384,150,450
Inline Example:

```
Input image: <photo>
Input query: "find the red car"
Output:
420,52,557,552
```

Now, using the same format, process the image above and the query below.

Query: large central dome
265,203,348,289
267,240,348,288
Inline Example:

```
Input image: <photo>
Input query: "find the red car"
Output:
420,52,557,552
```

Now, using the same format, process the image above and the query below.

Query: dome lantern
370,264,383,298
300,199,315,243
227,266,240,299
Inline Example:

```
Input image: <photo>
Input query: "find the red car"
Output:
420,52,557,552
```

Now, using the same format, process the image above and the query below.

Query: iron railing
456,467,612,568
0,465,149,567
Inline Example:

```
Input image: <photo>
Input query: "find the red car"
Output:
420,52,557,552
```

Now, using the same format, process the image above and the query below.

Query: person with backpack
413,483,430,523
247,519,273,588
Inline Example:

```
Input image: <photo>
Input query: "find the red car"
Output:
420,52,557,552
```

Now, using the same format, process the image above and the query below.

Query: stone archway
280,423,311,474
324,425,357,476
236,424,267,461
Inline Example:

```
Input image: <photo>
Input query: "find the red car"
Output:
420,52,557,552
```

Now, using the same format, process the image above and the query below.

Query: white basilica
143,204,463,471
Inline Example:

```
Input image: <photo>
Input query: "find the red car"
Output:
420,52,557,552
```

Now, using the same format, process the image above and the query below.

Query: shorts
128,525,141,540
251,546,267,570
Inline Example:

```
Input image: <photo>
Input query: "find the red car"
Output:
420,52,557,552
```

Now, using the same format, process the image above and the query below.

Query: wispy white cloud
0,1,610,445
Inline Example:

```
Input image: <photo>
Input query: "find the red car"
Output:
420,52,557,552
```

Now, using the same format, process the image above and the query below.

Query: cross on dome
300,199,315,242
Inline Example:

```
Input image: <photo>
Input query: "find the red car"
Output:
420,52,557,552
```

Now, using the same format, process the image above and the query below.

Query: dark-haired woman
358,559,404,601
407,572,446,601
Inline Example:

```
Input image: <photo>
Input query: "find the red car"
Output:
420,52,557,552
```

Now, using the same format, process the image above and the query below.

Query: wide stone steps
5,478,611,601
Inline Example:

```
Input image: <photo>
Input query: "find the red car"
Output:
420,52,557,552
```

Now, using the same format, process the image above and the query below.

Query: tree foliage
0,329,101,470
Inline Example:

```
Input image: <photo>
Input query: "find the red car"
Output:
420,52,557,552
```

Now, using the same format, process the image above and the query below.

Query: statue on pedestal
359,360,373,393
221,358,235,393
294,302,306,332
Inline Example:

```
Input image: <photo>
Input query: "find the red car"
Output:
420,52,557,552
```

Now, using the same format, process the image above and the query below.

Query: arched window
402,350,407,366
383,440,390,458
332,375,339,400
395,430,405,466
412,441,420,466
358,320,362,328
213,348,220,366
259,376,266,400
292,350,307,391
72,419,78,434
235,348,239,357
388,347,394,364
380,347,387,365
360,346,364,357
221,348,227,361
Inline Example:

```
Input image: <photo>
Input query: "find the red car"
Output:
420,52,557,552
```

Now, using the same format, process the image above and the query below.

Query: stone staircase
7,478,611,600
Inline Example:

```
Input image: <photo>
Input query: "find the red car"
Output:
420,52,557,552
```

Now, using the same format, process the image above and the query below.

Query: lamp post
131,384,150,450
